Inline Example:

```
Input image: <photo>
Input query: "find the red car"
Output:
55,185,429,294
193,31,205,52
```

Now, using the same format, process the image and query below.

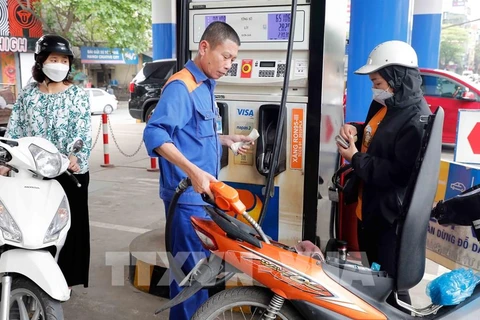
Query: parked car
128,59,177,122
84,88,118,115
420,68,480,145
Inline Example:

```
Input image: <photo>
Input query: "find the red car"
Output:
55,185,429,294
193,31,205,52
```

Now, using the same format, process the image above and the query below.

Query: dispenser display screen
268,13,291,40
259,61,276,68
205,15,226,27
193,11,307,45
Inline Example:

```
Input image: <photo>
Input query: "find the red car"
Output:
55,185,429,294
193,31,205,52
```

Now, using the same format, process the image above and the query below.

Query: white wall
19,52,35,89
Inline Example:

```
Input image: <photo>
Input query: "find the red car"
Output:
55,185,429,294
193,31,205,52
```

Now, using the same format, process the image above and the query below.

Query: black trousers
55,172,90,288
357,218,411,308
357,217,399,277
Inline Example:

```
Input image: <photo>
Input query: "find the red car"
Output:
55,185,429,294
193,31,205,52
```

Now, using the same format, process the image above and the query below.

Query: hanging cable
258,0,298,225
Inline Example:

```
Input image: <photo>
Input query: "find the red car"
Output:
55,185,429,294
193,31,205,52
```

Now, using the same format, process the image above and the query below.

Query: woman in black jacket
338,40,431,304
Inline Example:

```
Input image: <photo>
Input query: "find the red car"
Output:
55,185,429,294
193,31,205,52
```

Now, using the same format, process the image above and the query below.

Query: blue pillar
152,0,176,60
412,0,442,69
346,0,412,123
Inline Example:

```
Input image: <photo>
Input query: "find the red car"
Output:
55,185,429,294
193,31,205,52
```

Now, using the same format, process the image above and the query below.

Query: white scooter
0,136,82,320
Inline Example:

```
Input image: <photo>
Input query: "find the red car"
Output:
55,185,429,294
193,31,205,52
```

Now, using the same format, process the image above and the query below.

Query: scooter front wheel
8,277,63,320
192,286,303,320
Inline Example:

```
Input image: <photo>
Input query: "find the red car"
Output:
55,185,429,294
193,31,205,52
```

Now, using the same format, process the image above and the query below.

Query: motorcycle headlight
28,144,62,178
44,196,70,243
0,200,22,243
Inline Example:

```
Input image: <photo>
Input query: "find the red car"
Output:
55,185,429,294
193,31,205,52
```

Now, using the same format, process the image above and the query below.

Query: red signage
467,122,480,154
0,0,42,53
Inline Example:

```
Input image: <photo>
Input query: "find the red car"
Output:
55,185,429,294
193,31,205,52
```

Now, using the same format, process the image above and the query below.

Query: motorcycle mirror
71,139,84,154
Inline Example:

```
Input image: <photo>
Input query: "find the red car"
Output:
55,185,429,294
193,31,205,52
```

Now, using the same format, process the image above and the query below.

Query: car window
421,75,475,99
92,90,104,97
133,61,176,83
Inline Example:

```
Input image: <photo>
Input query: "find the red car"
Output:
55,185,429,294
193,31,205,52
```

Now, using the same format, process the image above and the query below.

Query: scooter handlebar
65,170,81,188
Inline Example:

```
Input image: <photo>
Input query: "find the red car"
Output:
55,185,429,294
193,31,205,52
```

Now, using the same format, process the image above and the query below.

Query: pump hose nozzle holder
176,177,192,193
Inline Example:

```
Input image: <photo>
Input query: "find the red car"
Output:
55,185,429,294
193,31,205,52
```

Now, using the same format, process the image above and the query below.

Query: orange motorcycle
156,109,480,319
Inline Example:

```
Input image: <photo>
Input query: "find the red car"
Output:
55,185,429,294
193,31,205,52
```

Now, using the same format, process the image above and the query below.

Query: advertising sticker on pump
224,181,280,241
234,121,255,166
291,109,304,170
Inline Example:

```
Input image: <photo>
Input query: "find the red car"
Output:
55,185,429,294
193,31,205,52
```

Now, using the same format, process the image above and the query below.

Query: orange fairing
190,216,387,320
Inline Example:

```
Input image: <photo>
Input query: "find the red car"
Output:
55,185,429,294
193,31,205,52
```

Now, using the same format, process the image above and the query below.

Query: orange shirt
356,106,387,220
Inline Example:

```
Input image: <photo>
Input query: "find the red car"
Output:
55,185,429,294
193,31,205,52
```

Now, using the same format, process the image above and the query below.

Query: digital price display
205,15,227,27
267,13,291,40
260,61,276,68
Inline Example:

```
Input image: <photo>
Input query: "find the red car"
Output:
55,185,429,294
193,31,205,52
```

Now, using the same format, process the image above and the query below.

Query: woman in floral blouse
2,35,92,288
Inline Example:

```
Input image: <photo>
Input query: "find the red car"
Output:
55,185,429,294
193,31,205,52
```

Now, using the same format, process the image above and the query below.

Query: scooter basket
432,184,480,242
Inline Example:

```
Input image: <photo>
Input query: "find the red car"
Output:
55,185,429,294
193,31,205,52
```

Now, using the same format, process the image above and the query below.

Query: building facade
0,0,42,104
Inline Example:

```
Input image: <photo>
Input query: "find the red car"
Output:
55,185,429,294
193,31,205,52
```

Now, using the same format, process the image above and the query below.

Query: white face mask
42,63,69,82
372,88,393,105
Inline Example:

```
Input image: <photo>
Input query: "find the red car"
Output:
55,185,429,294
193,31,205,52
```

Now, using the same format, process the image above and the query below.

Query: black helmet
35,35,74,61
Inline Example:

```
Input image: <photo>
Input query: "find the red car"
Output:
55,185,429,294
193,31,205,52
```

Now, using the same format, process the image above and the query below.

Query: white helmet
355,40,418,75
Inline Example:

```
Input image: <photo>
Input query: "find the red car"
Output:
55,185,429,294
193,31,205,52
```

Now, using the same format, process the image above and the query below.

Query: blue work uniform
143,60,222,320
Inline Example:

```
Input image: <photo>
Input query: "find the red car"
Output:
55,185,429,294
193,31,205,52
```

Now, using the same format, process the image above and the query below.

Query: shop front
0,0,43,105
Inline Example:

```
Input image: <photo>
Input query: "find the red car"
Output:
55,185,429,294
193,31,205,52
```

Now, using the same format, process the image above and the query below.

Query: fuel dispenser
129,0,347,299
186,0,347,246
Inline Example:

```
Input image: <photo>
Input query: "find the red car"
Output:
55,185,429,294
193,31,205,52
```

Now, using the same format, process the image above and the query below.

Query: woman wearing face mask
337,40,431,305
2,34,92,288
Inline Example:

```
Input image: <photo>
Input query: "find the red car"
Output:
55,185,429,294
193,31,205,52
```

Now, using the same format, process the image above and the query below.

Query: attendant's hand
221,135,254,155
295,240,325,261
189,167,218,200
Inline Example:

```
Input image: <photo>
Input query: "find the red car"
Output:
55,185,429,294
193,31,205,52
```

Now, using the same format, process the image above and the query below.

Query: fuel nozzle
208,181,270,244
209,181,246,215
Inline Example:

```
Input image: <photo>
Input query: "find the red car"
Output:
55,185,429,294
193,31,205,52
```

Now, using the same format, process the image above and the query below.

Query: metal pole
100,113,114,167
176,0,189,71
148,157,160,172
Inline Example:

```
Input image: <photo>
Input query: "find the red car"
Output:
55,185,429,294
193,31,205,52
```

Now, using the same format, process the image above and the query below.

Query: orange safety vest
356,106,387,220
